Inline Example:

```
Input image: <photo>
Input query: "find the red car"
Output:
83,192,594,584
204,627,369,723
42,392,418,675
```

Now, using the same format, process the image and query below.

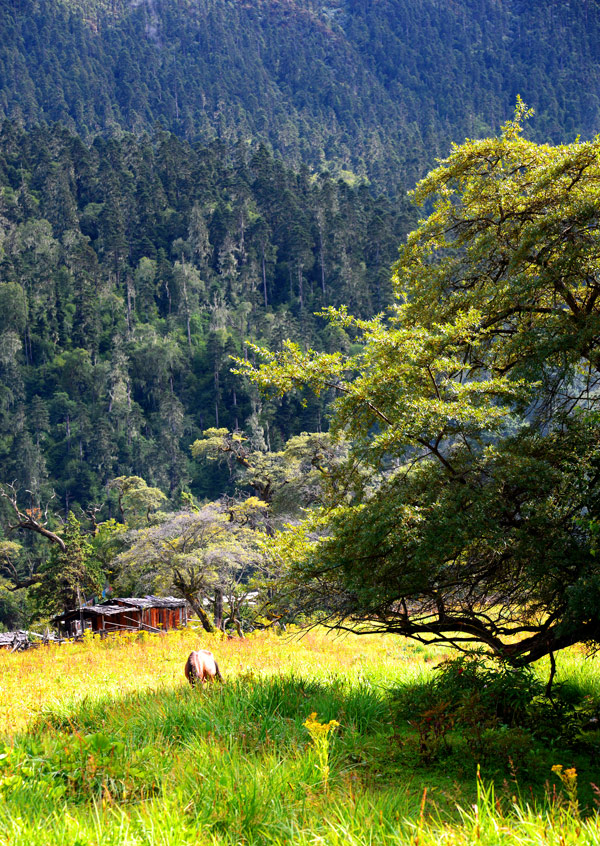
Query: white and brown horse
185,649,223,685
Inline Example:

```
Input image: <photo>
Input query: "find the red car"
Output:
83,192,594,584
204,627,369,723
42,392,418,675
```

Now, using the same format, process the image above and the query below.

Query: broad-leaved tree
236,103,600,665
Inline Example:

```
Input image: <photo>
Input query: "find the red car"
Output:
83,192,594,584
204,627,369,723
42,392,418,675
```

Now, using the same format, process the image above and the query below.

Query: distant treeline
0,0,599,190
0,123,413,507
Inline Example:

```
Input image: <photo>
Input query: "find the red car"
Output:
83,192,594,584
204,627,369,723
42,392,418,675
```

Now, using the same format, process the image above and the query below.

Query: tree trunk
545,651,557,698
262,248,268,308
298,262,304,310
181,264,192,350
214,587,224,631
189,597,216,633
318,223,326,299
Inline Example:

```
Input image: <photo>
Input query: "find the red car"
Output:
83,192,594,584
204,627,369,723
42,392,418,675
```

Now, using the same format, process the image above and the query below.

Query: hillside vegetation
1,0,599,189
0,123,412,507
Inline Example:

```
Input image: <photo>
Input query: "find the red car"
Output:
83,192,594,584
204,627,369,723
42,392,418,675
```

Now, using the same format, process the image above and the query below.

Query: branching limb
1,484,66,552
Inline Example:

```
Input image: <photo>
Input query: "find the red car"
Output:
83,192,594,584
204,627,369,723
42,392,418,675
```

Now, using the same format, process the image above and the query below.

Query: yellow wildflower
552,764,579,816
303,712,340,791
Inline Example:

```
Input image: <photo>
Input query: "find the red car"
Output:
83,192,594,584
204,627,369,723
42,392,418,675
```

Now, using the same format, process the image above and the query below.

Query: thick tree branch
1,485,66,552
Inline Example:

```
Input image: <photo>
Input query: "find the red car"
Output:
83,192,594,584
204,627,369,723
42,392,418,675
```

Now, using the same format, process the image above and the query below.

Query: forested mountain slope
0,123,412,507
1,0,599,190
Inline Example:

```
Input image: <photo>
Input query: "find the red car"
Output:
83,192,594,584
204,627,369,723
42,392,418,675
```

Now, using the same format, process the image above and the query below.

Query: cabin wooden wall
105,611,141,631
142,607,185,630
63,604,186,635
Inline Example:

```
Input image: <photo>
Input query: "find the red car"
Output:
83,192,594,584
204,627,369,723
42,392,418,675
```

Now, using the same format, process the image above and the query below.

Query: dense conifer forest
2,0,600,510
0,123,413,508
1,0,599,190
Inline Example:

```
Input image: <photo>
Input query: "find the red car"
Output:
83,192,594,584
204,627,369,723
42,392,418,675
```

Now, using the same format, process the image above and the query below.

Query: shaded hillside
0,123,413,506
1,0,599,190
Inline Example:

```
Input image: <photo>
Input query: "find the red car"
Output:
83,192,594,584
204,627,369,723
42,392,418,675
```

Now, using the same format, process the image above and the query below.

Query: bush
394,652,600,772
433,654,545,726
392,654,552,766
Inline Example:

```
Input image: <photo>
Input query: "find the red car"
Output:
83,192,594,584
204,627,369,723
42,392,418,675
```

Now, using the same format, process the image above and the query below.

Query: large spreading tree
237,103,600,666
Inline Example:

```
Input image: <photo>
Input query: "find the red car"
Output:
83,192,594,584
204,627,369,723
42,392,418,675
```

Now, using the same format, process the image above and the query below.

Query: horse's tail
214,659,223,682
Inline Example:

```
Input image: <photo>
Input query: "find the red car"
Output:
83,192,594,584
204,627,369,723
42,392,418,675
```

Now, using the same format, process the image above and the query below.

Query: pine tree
31,513,103,616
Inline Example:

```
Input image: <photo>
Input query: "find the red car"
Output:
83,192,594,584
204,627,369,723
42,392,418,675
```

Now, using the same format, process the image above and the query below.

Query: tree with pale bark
114,501,266,634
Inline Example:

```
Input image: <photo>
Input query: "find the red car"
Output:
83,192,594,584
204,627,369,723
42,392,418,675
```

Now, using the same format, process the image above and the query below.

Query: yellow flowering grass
0,626,438,735
0,628,598,845
304,712,340,789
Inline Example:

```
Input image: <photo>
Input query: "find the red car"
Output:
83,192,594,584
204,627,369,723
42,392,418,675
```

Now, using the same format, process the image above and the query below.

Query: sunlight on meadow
1,629,599,846
0,626,440,734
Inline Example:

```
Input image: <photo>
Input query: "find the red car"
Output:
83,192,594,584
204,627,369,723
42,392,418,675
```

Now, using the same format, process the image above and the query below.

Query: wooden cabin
53,596,187,638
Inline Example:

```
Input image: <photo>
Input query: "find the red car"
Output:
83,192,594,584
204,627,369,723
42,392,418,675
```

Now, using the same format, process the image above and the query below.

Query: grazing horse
185,649,223,685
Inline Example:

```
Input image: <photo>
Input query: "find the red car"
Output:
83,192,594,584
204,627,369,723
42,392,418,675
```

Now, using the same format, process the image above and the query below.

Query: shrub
433,654,545,726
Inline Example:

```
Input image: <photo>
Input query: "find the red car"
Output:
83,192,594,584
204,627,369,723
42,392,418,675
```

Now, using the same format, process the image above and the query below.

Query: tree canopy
0,124,411,511
237,104,600,665
2,0,600,191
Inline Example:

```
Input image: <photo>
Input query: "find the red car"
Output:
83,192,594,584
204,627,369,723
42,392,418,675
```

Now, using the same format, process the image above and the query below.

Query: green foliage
88,517,128,585
391,653,600,777
239,108,600,663
0,124,409,508
0,732,159,804
436,656,543,723
109,476,166,526
191,428,347,517
394,655,546,743
1,1,600,191
0,580,29,631
30,513,103,615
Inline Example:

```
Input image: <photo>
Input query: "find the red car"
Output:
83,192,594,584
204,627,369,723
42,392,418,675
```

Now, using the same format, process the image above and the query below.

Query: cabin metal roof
84,604,129,616
108,596,186,609
52,604,132,622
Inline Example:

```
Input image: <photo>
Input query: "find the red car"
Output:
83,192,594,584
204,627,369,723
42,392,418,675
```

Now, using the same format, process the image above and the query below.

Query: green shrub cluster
392,654,600,781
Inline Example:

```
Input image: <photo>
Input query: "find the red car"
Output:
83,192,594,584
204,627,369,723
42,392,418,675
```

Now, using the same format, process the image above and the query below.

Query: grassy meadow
0,627,599,845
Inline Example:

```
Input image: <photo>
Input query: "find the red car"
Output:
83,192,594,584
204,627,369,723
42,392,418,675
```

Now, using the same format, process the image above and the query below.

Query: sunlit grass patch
0,628,599,844
0,626,442,735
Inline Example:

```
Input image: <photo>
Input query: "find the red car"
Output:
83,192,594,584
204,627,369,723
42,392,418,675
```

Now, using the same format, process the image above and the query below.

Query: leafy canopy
114,500,267,634
191,428,347,518
236,103,600,665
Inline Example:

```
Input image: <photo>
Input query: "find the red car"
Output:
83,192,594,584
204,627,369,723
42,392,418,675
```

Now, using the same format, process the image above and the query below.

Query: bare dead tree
0,483,66,552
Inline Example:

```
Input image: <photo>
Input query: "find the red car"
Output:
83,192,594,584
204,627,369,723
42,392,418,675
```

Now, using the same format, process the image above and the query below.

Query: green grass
0,630,599,844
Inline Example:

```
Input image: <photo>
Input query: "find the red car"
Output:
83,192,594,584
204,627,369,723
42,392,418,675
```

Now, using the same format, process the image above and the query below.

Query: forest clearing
2,1,600,842
0,627,599,845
